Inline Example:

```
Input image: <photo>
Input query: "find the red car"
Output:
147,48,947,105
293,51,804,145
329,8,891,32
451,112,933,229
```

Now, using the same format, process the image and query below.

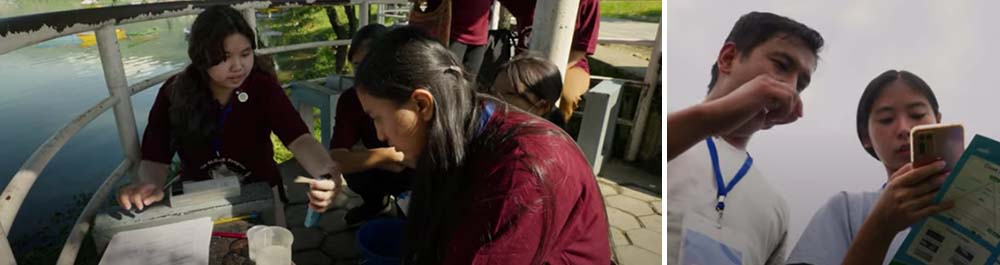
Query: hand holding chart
892,135,1000,265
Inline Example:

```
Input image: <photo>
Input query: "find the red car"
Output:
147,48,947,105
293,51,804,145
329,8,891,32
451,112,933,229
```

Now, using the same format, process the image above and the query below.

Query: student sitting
309,26,611,264
117,5,343,212
326,24,412,225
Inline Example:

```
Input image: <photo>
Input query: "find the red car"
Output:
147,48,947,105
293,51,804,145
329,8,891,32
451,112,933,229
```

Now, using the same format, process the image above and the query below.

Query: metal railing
0,1,406,263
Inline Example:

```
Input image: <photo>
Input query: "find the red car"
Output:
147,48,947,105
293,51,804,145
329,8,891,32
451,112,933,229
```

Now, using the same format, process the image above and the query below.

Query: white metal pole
489,0,500,30
376,3,386,24
359,2,370,26
528,0,580,81
96,26,142,175
625,21,662,162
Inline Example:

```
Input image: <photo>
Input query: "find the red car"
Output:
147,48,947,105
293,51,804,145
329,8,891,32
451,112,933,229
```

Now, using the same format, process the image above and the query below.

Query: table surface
209,220,255,265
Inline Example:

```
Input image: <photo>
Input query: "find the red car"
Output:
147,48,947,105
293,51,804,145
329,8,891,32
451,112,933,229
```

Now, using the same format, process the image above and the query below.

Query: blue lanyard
475,101,496,136
211,99,235,157
706,137,753,214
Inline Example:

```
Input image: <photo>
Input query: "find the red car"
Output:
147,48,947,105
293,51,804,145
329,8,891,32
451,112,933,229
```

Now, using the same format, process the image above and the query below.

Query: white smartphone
910,123,964,169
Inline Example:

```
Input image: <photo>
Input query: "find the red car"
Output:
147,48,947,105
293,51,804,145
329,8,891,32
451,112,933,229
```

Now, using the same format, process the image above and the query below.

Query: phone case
910,123,965,169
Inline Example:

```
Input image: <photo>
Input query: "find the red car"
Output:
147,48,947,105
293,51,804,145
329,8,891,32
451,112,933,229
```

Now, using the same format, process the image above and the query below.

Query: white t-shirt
667,138,790,265
787,190,907,265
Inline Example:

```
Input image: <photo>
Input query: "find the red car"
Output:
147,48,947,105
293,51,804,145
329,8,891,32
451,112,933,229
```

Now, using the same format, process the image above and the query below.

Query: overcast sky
667,0,1000,249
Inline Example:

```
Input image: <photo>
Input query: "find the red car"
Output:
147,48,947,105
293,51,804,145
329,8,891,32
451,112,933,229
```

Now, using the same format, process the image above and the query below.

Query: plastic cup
247,225,294,265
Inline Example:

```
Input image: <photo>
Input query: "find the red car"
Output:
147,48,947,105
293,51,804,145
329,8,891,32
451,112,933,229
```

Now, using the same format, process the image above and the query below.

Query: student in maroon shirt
309,26,611,264
328,24,412,225
499,0,601,124
117,6,343,211
412,0,493,82
447,0,493,82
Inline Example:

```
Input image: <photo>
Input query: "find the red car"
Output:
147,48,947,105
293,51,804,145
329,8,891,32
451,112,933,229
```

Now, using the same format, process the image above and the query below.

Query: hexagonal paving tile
319,209,351,233
597,177,618,186
611,227,630,247
322,230,361,259
650,200,661,215
625,228,661,255
620,188,660,202
606,195,655,216
293,249,333,265
638,215,661,233
291,227,327,252
615,245,660,265
607,207,641,230
285,203,309,228
599,182,619,196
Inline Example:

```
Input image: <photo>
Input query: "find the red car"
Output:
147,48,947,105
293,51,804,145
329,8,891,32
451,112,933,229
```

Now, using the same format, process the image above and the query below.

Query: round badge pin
237,91,248,103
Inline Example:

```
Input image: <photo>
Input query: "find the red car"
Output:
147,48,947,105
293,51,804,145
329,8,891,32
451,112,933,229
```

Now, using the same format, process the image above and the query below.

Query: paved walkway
599,17,659,42
277,157,662,265
592,18,660,78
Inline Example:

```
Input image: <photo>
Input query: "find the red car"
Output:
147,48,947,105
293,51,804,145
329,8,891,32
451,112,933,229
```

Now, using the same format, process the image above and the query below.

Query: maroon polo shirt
329,88,387,150
442,103,611,264
450,0,494,46
499,0,601,73
141,69,310,186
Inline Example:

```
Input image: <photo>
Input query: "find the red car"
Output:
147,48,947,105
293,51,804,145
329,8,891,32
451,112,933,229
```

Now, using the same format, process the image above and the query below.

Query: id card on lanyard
679,212,749,265
678,137,754,265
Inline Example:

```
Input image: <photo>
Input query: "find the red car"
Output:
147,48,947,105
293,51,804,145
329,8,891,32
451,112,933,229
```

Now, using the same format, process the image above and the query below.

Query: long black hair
356,26,567,264
856,70,940,160
168,5,272,148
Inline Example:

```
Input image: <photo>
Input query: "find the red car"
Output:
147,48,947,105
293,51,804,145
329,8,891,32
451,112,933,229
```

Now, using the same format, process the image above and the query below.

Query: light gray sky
667,0,1000,250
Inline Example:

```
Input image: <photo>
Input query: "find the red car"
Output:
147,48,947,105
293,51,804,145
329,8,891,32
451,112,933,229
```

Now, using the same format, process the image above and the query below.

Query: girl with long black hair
117,5,342,213
308,25,611,264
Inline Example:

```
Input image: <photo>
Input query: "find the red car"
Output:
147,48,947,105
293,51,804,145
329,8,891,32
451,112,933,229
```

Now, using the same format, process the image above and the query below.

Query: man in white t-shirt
667,12,825,265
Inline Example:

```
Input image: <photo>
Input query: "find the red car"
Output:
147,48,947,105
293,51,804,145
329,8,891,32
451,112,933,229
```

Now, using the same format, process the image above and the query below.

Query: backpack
476,28,518,91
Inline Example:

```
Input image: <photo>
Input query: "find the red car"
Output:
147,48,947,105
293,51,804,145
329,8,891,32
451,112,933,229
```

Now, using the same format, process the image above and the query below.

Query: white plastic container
247,225,294,264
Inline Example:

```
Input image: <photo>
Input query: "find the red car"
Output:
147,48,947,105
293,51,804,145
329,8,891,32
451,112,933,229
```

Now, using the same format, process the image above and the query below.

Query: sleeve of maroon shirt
140,78,176,164
572,0,601,55
261,73,310,146
444,153,544,265
329,88,363,150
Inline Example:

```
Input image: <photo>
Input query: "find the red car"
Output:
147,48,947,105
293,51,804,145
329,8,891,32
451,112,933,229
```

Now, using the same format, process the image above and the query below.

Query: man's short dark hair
707,12,824,91
349,24,388,60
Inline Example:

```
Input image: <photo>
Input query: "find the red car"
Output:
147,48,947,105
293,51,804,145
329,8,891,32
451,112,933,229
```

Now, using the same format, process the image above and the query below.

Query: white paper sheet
99,217,212,265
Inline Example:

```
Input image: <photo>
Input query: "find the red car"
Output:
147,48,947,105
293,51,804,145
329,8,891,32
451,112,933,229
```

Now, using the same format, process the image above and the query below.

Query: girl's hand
870,160,954,235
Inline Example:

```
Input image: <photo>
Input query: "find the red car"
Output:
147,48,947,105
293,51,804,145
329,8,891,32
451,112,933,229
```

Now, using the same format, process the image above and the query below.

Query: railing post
376,3,385,25
625,21,662,162
359,2,370,26
96,26,141,176
528,0,580,81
